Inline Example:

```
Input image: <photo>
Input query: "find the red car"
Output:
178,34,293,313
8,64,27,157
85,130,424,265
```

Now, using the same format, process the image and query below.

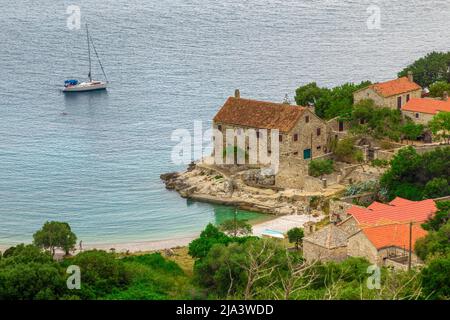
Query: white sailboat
63,24,108,92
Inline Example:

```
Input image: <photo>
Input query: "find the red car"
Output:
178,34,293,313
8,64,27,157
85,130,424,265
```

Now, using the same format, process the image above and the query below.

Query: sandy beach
0,214,322,254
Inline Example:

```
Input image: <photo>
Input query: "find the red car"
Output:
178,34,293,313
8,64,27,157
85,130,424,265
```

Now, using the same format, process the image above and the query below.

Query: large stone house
353,72,422,110
402,94,450,125
303,197,437,269
212,90,331,162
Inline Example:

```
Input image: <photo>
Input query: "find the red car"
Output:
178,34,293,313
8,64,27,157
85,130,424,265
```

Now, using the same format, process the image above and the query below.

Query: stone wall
303,241,348,262
403,110,434,125
275,157,309,189
347,231,379,264
329,200,355,222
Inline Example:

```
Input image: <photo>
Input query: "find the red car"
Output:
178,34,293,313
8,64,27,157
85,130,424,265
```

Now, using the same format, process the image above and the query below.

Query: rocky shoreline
161,163,333,216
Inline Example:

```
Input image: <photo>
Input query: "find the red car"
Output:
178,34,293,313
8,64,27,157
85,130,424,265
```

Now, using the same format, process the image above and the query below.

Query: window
217,125,222,131
317,146,321,150
397,96,402,110
293,133,298,142
339,120,344,132
305,116,309,123
317,128,321,136
293,152,298,156
407,94,410,102
415,113,419,118
256,131,260,138
279,134,283,142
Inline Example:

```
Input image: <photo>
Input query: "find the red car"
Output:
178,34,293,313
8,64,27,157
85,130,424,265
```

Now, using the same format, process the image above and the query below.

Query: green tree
308,159,334,177
188,224,232,260
0,244,66,300
400,122,424,142
294,81,370,119
287,228,304,250
33,221,77,256
219,219,252,237
64,250,130,298
421,254,450,299
422,201,450,232
423,178,450,199
415,221,450,261
429,81,450,98
294,82,328,109
429,112,450,144
332,137,362,163
398,51,450,87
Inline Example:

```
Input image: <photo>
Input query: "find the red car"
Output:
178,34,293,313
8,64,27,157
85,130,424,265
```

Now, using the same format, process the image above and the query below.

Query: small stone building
212,90,331,162
402,95,450,125
303,224,349,262
354,72,422,110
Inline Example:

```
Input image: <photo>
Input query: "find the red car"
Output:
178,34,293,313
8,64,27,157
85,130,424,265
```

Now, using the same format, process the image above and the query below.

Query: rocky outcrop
160,163,331,216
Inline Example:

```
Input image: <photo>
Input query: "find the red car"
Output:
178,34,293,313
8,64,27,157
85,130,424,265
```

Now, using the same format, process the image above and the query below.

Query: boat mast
89,33,109,83
86,23,92,82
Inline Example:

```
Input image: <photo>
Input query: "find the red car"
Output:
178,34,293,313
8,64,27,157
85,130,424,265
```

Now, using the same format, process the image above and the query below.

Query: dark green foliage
188,224,232,260
398,51,450,87
422,201,450,231
193,239,291,298
400,122,425,141
33,221,77,256
415,221,450,261
287,227,304,250
423,178,450,199
421,254,450,299
63,250,130,298
308,159,334,177
350,99,419,141
294,81,370,119
429,81,450,97
105,253,192,300
380,147,450,200
0,244,66,300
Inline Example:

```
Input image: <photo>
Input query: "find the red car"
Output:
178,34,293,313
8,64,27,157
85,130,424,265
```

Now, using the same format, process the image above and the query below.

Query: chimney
407,71,414,83
234,89,240,99
444,91,449,101
303,221,316,236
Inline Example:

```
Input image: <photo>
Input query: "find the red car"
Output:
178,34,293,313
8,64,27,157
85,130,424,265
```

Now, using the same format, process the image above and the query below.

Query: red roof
347,197,437,226
362,77,421,97
402,98,450,115
362,223,427,250
213,97,307,133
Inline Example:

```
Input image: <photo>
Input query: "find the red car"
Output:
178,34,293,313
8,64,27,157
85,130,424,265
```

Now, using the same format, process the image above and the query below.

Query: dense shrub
308,159,334,177
380,147,450,200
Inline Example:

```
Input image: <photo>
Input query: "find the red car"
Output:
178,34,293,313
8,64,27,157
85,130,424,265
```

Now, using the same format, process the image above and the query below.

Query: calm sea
1,0,450,246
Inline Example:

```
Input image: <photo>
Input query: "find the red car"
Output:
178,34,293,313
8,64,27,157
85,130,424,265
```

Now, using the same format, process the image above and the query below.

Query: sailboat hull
63,81,107,92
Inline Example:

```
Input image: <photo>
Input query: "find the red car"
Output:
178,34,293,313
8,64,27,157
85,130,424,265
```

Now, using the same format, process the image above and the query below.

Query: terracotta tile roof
303,224,348,249
360,77,421,97
402,98,450,115
367,201,391,210
362,223,428,250
389,197,414,207
347,197,437,226
213,97,306,133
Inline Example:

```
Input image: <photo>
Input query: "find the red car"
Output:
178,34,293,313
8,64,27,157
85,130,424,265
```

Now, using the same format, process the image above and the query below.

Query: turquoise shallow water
1,0,450,246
